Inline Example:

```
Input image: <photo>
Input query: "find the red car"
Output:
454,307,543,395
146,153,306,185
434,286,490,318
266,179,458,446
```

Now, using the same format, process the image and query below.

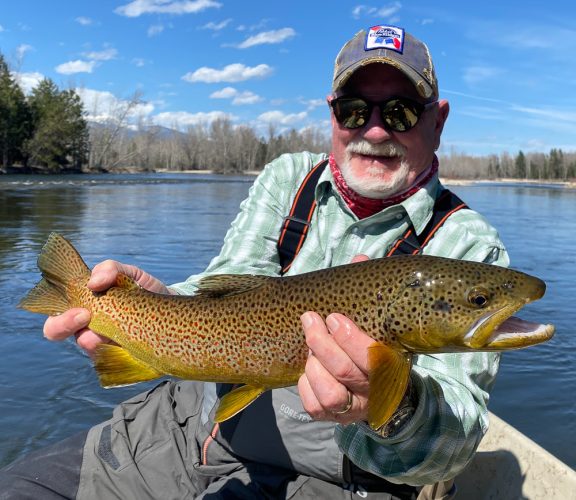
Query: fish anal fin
214,384,266,422
88,313,125,344
196,274,270,298
367,342,412,430
94,344,162,388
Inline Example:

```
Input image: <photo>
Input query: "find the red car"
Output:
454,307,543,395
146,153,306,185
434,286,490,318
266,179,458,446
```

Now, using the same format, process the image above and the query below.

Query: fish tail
18,233,90,315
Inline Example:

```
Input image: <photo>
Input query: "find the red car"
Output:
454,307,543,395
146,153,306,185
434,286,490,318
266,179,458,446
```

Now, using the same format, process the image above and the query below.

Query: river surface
0,173,574,469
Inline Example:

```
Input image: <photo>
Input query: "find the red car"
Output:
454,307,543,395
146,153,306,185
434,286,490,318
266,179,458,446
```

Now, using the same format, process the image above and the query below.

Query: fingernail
326,315,340,333
301,312,314,329
74,311,90,326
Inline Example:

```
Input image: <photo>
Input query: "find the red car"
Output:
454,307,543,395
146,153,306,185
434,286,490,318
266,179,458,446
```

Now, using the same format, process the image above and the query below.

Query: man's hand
297,254,373,424
43,260,169,358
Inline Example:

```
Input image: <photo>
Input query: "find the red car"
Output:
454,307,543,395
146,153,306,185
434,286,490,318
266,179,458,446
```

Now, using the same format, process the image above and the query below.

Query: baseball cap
332,25,438,100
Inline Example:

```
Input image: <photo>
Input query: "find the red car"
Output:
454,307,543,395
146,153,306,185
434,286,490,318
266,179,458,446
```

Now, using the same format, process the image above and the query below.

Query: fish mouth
463,305,555,350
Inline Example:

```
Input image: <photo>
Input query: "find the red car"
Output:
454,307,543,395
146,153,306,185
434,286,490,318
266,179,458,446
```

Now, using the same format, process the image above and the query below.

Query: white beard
339,139,410,199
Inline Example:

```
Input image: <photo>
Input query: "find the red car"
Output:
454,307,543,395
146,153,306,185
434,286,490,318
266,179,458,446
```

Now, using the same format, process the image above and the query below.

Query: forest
2,52,575,180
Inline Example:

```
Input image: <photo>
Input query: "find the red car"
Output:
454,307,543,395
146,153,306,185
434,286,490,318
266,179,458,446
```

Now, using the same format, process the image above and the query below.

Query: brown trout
19,233,554,430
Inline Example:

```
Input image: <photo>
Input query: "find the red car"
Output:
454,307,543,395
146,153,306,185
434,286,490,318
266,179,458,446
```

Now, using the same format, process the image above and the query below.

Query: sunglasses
330,96,437,132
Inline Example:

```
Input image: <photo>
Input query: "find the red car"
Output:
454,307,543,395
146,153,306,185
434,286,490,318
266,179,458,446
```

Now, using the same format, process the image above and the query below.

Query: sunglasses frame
330,95,437,132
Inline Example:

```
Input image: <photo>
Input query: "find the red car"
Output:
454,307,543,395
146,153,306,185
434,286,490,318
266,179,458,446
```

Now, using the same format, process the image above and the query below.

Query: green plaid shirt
171,151,509,485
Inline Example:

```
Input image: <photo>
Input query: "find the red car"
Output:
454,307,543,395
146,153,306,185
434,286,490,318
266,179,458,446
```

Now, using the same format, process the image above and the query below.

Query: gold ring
334,390,353,415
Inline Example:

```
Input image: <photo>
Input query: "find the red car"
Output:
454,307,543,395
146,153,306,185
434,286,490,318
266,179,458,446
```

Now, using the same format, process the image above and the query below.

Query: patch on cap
365,25,405,53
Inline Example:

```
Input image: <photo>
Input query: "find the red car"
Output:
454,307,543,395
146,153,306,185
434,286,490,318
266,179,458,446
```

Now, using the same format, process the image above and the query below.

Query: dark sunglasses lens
333,98,370,129
381,99,421,132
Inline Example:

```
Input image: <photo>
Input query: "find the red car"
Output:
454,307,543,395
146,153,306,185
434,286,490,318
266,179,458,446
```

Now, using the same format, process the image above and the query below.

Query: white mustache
346,140,406,158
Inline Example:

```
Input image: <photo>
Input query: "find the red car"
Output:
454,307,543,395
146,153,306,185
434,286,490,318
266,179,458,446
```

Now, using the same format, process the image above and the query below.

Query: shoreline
157,169,576,189
2,167,575,189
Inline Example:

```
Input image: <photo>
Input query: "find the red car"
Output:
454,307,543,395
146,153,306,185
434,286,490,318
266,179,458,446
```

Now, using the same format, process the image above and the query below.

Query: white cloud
16,44,34,59
115,0,221,17
463,65,502,86
76,17,93,26
200,18,232,31
257,110,308,125
148,24,165,36
76,88,154,123
210,86,262,105
13,71,44,94
132,58,147,67
210,87,237,99
352,2,402,19
299,98,325,110
55,60,97,75
237,28,295,49
182,63,273,83
154,110,235,129
0,25,4,32
83,48,118,61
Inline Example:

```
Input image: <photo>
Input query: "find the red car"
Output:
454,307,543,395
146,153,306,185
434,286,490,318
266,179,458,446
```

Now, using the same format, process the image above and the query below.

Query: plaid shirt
171,151,509,485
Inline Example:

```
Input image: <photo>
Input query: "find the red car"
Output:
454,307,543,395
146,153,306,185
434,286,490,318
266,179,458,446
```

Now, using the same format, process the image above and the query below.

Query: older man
1,25,507,500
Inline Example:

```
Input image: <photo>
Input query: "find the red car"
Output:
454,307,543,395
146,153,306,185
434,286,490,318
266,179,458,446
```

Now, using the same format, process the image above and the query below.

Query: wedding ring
334,390,353,415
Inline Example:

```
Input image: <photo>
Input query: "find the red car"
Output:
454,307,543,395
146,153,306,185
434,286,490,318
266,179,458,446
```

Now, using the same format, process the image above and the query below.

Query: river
0,173,574,470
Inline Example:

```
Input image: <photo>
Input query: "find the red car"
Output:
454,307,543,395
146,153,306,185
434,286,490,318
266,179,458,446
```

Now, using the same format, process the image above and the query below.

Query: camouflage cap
333,25,438,100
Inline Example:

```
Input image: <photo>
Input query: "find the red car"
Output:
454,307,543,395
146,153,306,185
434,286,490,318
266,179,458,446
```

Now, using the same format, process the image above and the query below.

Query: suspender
277,159,328,274
277,160,468,272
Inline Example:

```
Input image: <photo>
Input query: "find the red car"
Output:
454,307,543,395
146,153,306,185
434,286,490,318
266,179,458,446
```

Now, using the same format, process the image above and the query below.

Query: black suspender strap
277,159,328,274
277,160,469,271
386,189,468,256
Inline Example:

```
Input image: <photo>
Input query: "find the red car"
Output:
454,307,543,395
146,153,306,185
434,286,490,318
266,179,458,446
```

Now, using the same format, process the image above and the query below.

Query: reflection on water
0,174,574,469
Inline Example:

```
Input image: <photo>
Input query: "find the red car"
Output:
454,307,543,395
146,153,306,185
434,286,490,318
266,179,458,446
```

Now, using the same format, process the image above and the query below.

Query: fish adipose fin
367,343,413,430
18,232,91,315
94,344,163,387
214,384,266,422
196,274,270,298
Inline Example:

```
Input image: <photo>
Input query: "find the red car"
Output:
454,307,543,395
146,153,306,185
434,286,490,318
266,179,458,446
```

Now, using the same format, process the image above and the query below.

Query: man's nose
362,107,393,143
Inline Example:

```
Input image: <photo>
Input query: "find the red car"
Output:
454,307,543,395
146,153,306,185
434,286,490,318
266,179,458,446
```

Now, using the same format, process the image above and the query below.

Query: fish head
383,257,555,353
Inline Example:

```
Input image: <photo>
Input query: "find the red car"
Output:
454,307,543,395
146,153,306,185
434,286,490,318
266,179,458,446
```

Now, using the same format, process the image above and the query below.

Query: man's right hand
43,260,170,358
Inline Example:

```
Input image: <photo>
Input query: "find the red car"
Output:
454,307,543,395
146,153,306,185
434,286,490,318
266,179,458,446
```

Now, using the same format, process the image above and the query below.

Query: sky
1,0,576,156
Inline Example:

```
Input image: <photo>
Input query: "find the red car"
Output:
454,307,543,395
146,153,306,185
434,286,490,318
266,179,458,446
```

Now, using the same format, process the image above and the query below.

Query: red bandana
329,154,439,219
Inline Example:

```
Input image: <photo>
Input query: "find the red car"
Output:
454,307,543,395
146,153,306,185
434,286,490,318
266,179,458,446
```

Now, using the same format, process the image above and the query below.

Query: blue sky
1,0,575,156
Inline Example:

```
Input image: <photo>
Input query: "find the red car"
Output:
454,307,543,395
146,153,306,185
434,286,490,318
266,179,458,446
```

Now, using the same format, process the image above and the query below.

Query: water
0,174,574,469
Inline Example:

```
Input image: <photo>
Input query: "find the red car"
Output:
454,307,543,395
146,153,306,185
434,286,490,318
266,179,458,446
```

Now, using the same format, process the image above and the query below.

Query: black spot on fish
432,300,452,313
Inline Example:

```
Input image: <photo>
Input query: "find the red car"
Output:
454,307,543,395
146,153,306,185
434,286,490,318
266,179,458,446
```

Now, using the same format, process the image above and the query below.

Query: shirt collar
315,157,441,233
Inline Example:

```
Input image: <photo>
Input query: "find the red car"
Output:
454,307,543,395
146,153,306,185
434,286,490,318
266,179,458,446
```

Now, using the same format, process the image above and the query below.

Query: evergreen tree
514,150,527,179
0,53,30,169
25,78,89,171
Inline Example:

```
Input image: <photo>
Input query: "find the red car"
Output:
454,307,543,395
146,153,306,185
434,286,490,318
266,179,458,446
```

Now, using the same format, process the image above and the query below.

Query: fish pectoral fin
196,274,270,298
214,384,266,422
367,343,413,431
94,344,163,388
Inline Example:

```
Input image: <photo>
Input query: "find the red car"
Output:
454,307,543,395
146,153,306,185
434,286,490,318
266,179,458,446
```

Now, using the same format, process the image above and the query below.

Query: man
1,25,508,499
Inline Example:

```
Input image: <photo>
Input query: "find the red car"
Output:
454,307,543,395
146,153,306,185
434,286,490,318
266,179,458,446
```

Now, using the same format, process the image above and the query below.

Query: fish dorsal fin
196,274,270,298
367,342,413,430
214,384,266,422
115,273,140,291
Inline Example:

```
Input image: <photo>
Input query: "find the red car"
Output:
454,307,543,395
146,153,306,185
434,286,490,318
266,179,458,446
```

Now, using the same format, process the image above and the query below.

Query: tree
25,79,89,171
0,53,30,169
514,150,527,179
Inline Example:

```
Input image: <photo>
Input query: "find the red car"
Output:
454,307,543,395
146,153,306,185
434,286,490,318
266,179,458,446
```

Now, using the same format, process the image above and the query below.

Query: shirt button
395,214,403,220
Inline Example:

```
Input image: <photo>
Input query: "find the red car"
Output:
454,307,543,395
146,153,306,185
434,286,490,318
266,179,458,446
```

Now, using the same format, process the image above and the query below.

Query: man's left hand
298,311,374,424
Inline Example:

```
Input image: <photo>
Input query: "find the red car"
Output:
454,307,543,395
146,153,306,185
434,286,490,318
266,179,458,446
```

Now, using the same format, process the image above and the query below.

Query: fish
19,232,555,430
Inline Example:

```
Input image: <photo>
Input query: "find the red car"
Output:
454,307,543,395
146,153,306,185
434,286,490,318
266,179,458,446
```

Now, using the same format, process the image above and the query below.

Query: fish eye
468,288,490,308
